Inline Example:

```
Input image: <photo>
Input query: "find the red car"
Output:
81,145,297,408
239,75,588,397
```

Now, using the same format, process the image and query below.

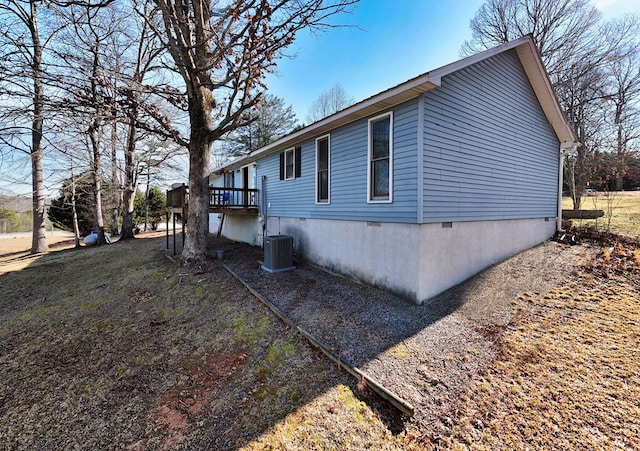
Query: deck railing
209,187,258,209
166,185,259,211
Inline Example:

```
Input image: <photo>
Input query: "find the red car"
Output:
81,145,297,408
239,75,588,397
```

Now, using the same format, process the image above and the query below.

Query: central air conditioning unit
262,235,295,273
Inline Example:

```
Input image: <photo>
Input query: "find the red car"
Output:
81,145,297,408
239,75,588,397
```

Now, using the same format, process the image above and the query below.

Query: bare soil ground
0,231,76,256
1,231,639,449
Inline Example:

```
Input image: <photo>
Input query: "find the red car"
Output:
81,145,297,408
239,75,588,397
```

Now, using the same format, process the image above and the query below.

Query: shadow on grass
214,235,575,441
0,234,414,449
0,232,574,449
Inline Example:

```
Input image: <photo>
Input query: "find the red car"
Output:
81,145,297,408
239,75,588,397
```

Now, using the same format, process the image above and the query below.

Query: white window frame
284,147,295,180
367,112,393,203
315,134,331,204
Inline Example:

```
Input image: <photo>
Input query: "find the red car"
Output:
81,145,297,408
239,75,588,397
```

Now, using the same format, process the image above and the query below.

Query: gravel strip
217,238,592,431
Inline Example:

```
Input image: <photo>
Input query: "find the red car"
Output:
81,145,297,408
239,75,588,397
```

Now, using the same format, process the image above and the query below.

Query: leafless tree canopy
151,0,358,262
0,0,191,249
1,0,357,259
464,0,640,209
306,82,354,123
463,0,601,79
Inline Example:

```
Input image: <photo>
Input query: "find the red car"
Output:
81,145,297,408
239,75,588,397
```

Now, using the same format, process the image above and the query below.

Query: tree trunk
119,110,138,240
70,164,81,248
29,0,48,254
89,124,106,246
144,167,150,232
110,120,121,235
182,142,210,262
181,94,211,263
568,121,591,210
614,121,625,191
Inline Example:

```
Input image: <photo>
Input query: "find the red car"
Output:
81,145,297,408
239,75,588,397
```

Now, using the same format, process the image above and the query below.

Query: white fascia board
514,42,577,144
426,35,532,81
215,35,576,173
217,78,441,172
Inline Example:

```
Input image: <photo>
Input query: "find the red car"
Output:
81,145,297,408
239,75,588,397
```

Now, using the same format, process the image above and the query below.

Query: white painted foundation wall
267,217,556,304
212,213,555,304
209,213,263,246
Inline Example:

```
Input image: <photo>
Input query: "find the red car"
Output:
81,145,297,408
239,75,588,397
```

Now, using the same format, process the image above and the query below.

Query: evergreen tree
222,94,298,159
133,187,166,231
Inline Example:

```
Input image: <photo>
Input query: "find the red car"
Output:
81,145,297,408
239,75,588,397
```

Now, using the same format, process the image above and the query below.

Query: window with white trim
284,148,295,180
316,135,330,203
368,112,393,202
279,146,301,180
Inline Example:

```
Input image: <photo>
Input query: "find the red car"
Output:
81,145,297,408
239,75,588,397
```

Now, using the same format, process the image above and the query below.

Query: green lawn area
562,191,640,239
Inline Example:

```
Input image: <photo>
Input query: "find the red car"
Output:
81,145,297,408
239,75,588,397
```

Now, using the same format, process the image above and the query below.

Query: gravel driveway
213,237,591,433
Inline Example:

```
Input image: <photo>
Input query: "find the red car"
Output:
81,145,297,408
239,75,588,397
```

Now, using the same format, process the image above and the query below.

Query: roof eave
513,38,577,144
215,35,577,174
216,77,441,172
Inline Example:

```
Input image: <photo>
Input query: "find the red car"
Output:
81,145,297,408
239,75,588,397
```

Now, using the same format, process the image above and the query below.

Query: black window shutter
279,152,284,180
295,146,301,178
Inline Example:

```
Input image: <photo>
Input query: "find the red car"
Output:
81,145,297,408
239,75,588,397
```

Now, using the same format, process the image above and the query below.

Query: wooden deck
166,185,259,215
165,184,259,254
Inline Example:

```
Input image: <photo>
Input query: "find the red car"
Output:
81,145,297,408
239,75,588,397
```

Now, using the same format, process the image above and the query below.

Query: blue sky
265,0,640,123
2,0,639,197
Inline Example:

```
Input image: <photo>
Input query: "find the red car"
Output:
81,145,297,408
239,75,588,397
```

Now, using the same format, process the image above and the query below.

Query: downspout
558,141,579,232
260,175,267,247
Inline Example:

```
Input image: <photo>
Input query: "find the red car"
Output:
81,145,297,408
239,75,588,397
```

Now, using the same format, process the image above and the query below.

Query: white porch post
558,141,579,232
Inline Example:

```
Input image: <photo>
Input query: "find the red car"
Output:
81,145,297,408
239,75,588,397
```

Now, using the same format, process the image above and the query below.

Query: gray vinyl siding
421,49,559,223
259,99,419,223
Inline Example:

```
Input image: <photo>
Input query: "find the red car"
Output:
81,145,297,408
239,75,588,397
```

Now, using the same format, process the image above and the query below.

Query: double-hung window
279,146,301,180
284,148,295,180
368,112,393,202
316,135,330,203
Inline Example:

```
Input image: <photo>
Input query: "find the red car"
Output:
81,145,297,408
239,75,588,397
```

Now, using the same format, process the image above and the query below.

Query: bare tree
554,47,607,209
0,0,113,253
601,16,640,191
53,3,128,245
0,1,56,253
52,0,180,243
109,119,122,236
306,82,354,123
463,0,640,209
151,0,357,263
462,0,601,79
117,0,176,240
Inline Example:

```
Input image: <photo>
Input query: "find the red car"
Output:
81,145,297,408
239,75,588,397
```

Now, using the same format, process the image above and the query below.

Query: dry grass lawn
435,240,640,449
1,231,639,449
0,234,407,450
563,191,640,238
